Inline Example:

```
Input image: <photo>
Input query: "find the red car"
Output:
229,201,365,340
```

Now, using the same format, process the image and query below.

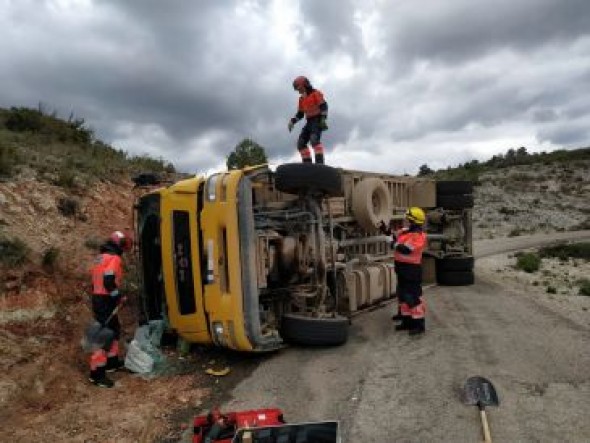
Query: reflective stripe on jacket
298,90,326,119
91,253,122,295
394,229,427,265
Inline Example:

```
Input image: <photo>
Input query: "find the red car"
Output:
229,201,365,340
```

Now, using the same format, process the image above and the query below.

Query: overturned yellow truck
135,163,474,352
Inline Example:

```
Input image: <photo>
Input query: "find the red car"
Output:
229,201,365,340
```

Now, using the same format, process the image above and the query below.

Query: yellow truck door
160,179,211,344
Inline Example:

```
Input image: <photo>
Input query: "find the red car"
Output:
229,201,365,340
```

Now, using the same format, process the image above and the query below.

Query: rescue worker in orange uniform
381,207,428,335
288,75,329,164
88,230,131,387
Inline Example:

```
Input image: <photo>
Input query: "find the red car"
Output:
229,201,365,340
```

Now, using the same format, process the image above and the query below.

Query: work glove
288,120,295,132
319,116,328,131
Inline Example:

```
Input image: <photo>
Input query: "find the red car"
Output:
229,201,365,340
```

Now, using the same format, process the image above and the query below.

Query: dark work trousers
91,295,121,345
297,116,323,150
394,261,423,310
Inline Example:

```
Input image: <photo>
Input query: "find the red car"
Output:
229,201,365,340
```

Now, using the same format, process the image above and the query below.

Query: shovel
464,376,499,443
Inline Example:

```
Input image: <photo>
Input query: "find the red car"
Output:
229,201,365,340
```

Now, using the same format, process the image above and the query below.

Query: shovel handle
103,304,121,325
479,408,492,443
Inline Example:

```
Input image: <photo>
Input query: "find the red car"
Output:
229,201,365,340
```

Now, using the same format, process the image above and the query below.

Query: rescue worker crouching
288,75,329,164
88,230,132,388
380,207,427,336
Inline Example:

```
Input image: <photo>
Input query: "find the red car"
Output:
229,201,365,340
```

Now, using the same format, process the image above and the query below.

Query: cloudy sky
1,0,589,174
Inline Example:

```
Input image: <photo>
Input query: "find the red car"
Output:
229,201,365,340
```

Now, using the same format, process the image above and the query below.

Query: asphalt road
219,231,590,442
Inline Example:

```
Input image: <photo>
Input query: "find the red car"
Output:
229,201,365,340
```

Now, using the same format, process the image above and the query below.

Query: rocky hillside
0,106,176,320
0,108,202,442
428,147,590,239
473,160,590,239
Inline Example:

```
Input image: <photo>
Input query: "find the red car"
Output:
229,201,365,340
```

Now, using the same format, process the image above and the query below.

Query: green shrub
42,247,60,268
0,236,29,266
515,252,541,273
546,286,557,294
0,143,18,176
578,279,590,297
54,169,77,189
57,197,79,217
508,228,522,237
4,107,43,132
539,242,590,261
499,206,517,215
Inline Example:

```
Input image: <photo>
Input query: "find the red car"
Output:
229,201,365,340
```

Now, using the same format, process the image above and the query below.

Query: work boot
106,356,125,373
314,154,324,164
89,368,114,388
408,318,426,336
395,317,411,331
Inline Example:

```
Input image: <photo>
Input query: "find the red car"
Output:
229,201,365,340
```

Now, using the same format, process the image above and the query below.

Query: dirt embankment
0,175,210,442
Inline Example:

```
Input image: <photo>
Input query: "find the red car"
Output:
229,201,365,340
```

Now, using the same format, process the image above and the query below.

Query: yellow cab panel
200,171,253,350
159,177,211,344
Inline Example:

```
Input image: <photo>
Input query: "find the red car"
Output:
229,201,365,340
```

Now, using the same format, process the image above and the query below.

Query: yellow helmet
405,207,425,225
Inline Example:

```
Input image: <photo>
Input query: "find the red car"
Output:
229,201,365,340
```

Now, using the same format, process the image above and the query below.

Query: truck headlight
206,174,221,201
212,321,226,346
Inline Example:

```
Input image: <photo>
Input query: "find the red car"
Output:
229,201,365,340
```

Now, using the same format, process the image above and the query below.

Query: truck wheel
275,163,343,197
436,256,474,272
280,313,349,346
436,269,475,286
436,181,473,195
436,194,474,209
352,178,392,231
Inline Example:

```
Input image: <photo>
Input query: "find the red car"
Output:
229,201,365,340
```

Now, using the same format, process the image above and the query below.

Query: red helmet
110,230,133,252
292,75,310,90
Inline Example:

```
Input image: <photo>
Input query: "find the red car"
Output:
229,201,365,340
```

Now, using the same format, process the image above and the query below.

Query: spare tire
436,269,475,286
436,194,474,209
275,163,343,197
436,181,473,195
436,256,474,272
280,314,349,346
352,178,392,231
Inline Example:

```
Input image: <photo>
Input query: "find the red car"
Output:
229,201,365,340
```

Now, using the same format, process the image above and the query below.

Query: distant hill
0,106,175,187
418,146,590,183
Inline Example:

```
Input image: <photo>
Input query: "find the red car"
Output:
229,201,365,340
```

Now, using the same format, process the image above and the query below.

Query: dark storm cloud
533,109,558,123
382,0,590,67
0,0,289,165
538,122,590,146
298,0,364,58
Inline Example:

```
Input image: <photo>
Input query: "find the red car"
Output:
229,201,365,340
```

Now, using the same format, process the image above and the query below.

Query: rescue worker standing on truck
288,75,329,164
88,230,131,387
381,207,428,335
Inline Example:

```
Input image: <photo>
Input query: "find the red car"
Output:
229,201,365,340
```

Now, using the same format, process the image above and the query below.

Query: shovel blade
464,376,499,407
83,321,114,350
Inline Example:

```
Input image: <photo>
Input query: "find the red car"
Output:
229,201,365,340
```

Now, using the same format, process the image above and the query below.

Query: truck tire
280,313,349,346
436,194,474,209
436,269,475,286
275,163,343,197
352,178,392,231
436,181,473,195
436,256,474,272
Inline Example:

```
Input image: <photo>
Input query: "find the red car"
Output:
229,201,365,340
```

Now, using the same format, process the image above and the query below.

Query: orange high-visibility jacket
91,253,123,296
298,90,326,119
394,229,427,265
